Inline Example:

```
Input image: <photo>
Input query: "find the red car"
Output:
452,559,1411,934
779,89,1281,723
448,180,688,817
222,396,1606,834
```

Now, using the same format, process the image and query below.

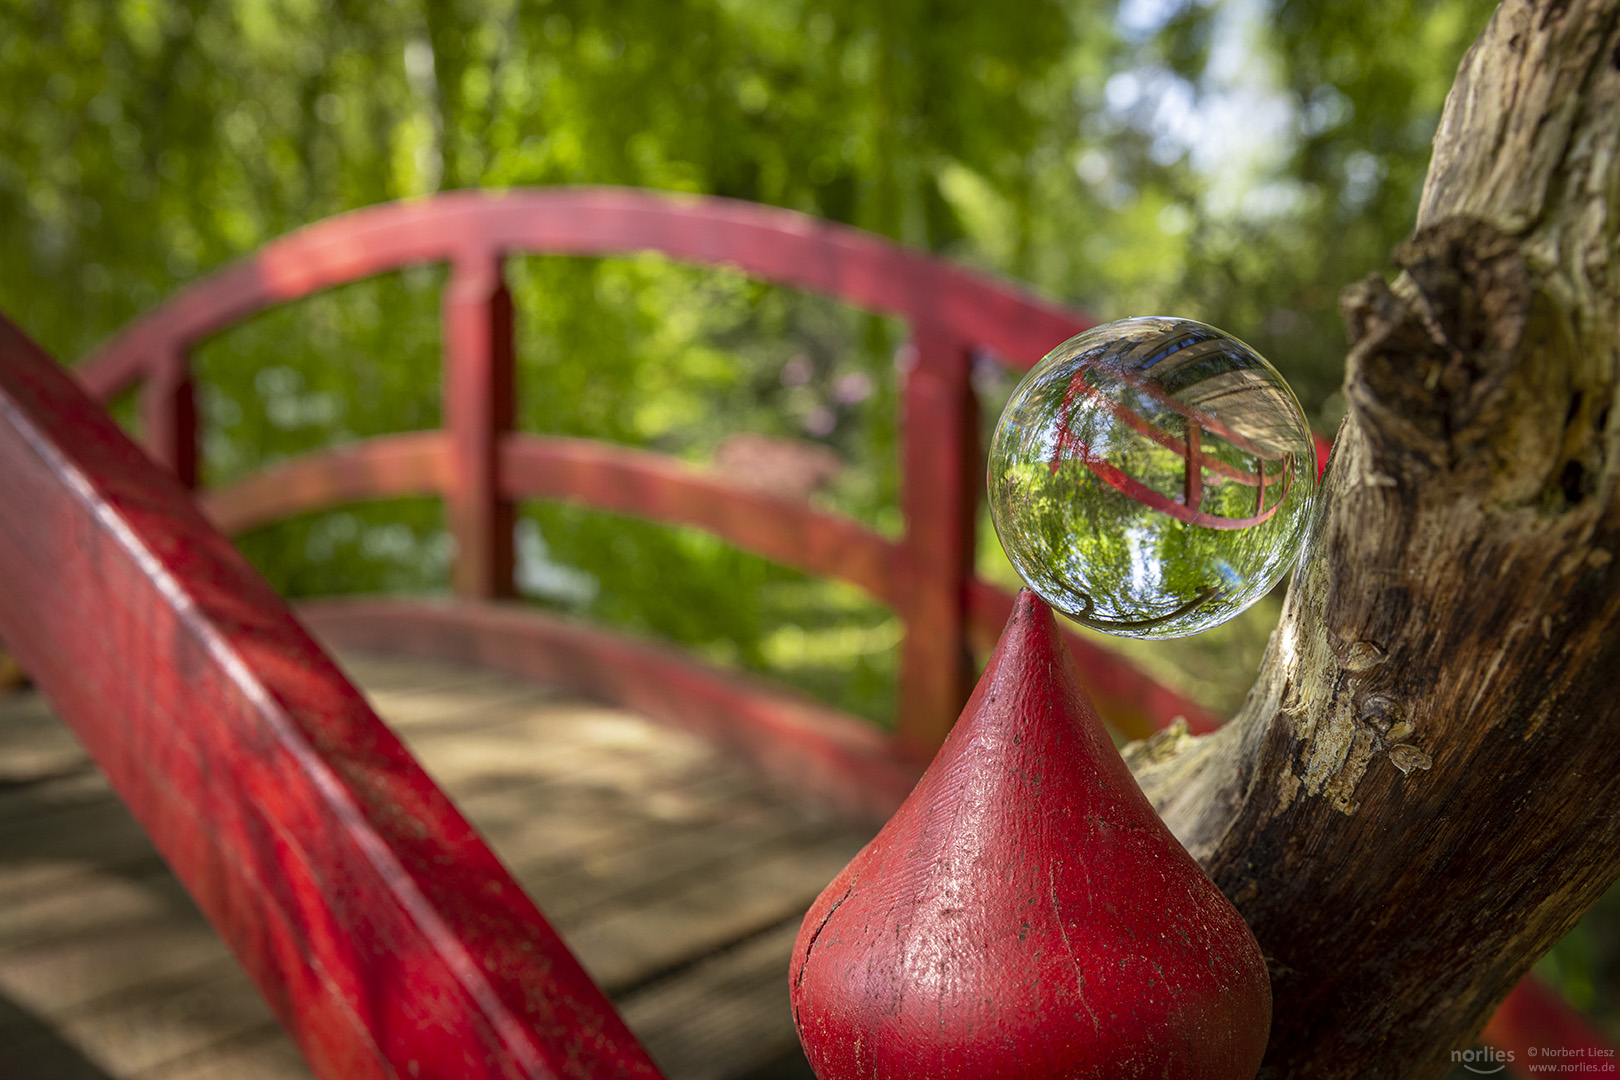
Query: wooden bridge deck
0,652,873,1080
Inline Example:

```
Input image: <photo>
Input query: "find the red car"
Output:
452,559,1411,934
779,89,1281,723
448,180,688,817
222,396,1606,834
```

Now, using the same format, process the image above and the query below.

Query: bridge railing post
139,348,198,489
443,251,516,600
894,324,979,757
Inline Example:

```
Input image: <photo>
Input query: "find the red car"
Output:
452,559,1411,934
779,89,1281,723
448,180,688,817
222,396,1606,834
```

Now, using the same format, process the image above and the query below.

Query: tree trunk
1124,1,1620,1076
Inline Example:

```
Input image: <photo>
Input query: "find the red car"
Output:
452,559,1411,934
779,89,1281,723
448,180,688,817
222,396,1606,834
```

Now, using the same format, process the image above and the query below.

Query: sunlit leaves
0,0,1490,718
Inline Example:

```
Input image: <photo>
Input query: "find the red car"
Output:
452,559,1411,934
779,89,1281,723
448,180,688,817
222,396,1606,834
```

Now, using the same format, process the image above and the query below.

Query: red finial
789,589,1271,1080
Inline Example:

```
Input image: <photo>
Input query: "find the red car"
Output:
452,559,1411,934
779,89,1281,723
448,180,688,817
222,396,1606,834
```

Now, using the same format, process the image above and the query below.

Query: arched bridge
74,185,1219,774
0,187,1596,1079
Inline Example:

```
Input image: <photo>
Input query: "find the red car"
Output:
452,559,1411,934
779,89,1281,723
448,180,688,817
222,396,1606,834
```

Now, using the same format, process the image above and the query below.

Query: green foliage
6,0,1619,1036
1114,0,1502,425
0,0,1507,721
0,0,1101,726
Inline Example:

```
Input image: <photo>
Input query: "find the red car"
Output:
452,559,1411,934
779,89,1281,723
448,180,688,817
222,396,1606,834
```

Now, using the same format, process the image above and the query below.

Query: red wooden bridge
0,187,1605,1077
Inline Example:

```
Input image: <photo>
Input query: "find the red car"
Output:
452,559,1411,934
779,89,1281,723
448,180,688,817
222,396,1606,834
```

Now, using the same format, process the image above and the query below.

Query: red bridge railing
74,186,1217,758
1,185,1597,1077
0,313,666,1079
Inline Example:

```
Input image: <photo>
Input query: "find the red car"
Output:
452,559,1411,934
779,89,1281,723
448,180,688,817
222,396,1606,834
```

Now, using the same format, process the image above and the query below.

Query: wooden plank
7,963,277,1078
399,705,723,791
0,313,665,1079
449,767,782,888
0,665,872,1080
0,855,167,921
0,691,92,782
332,652,533,699
360,683,559,734
560,833,865,995
0,788,163,903
0,990,124,1080
0,771,122,820
617,924,804,1080
300,599,921,823
513,813,844,929
423,757,777,887
0,866,190,952
0,927,234,1019
141,1024,315,1080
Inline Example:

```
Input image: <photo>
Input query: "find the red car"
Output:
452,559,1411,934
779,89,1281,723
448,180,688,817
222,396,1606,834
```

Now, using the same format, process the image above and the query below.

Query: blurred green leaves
0,0,1497,724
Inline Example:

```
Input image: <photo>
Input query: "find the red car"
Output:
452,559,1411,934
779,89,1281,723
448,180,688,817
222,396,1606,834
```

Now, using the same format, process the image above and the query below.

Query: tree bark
1124,2,1620,1076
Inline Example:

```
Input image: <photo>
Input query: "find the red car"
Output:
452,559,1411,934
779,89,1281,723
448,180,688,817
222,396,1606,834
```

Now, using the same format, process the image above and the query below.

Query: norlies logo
1453,1047,1516,1074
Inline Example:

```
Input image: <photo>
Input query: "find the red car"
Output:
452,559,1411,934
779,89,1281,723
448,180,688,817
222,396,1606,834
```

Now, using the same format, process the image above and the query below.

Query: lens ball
987,317,1319,639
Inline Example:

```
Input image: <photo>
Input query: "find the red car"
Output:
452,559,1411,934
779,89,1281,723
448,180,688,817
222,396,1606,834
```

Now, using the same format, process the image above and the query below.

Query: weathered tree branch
1125,1,1620,1075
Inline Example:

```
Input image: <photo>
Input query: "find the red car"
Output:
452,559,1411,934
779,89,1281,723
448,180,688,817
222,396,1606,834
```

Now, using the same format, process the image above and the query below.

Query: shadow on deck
0,652,867,1079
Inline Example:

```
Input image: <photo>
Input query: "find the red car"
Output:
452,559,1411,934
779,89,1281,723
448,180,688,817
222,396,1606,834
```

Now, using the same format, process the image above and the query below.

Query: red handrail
0,313,666,1080
78,188,1086,401
76,185,1216,748
11,187,1606,1074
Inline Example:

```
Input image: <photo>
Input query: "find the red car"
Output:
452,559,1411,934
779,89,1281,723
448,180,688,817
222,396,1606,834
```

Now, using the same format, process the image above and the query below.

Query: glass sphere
988,317,1318,639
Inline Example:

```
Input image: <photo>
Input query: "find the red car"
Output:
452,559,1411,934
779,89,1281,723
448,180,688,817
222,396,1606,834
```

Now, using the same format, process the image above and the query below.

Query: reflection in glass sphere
987,317,1318,639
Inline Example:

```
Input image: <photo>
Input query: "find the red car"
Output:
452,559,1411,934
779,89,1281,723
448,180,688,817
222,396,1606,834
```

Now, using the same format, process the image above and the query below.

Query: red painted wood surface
59,188,1601,1062
497,437,908,611
199,431,452,532
0,313,665,1079
74,188,1155,755
138,349,198,488
894,328,980,756
789,590,1271,1080
78,188,1087,402
200,433,904,606
74,187,1103,754
444,253,517,599
194,430,1210,741
298,597,921,824
964,579,1220,738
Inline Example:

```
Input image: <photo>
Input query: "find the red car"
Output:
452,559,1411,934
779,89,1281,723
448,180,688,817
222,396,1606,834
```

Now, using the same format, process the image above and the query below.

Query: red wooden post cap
789,589,1271,1080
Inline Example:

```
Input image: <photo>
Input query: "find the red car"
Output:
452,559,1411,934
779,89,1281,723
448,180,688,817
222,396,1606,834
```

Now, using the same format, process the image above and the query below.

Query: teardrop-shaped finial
789,589,1270,1080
